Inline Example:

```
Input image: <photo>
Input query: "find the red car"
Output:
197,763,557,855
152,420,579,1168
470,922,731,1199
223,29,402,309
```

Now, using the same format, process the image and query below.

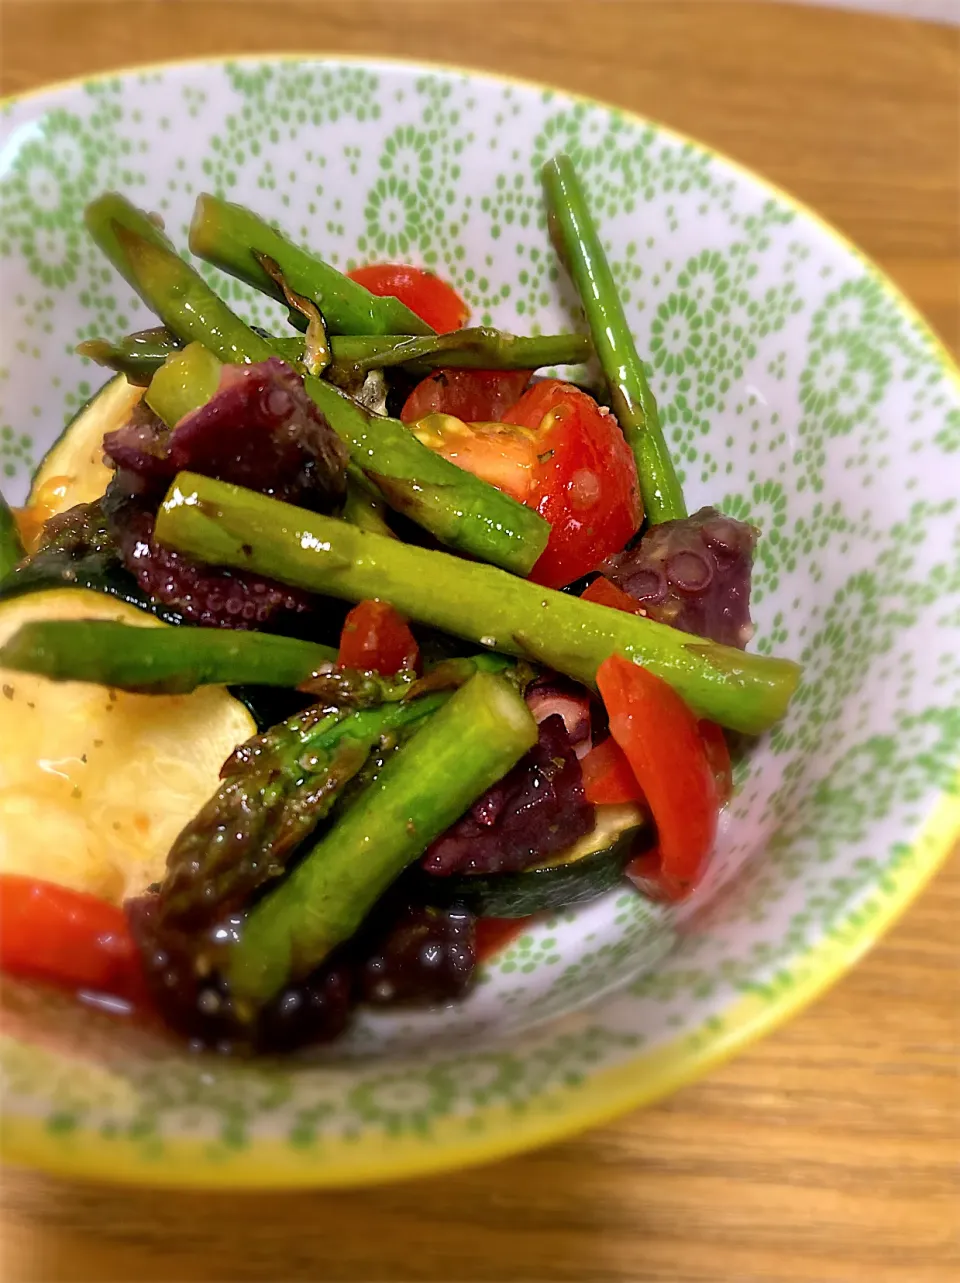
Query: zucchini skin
0,545,185,626
412,826,650,917
0,566,308,731
0,491,25,584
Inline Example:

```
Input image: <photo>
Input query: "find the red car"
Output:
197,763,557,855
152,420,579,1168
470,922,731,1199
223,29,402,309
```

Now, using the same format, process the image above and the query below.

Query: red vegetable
401,369,532,425
0,875,145,1001
580,575,647,615
475,917,531,962
580,736,645,805
502,380,642,588
347,263,469,333
402,380,641,587
582,721,731,810
339,599,420,676
622,849,675,903
404,413,539,504
596,654,719,901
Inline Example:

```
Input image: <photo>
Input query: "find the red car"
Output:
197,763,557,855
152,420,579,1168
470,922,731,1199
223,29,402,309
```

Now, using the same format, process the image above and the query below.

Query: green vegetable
235,652,512,734
189,193,433,337
0,620,338,695
76,328,185,387
326,327,592,383
342,466,395,539
297,652,514,707
145,342,223,427
84,196,549,575
0,588,258,893
418,805,648,917
86,194,273,367
159,690,451,931
82,191,178,283
155,473,803,736
228,670,538,1005
79,326,590,385
254,251,332,376
543,155,687,524
0,498,183,624
28,374,144,512
0,490,25,583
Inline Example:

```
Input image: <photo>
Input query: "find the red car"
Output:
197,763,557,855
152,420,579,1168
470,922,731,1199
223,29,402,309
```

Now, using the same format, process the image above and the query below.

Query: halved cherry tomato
347,264,469,333
401,369,532,425
475,917,531,962
0,874,145,1001
596,654,719,901
580,575,646,615
339,599,420,676
580,736,645,806
406,413,539,504
503,381,642,589
402,380,641,588
699,720,733,804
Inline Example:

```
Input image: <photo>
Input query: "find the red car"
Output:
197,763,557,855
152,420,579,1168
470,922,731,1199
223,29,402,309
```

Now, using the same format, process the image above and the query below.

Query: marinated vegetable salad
0,156,801,1055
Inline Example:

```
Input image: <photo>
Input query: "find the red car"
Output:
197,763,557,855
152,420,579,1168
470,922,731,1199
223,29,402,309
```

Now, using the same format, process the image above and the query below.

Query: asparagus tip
75,339,112,365
187,192,214,255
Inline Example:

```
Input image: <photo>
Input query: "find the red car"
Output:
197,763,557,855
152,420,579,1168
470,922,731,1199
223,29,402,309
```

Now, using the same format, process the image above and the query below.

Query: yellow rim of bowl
1,54,958,1188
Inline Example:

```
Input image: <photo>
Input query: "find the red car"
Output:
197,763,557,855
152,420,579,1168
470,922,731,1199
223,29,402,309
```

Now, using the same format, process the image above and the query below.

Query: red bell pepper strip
0,874,146,1002
597,654,719,900
580,575,647,615
475,917,531,962
580,736,645,805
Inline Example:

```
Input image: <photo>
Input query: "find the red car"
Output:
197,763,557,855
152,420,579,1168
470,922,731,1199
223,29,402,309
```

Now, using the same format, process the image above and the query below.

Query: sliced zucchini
417,803,650,917
28,375,143,512
0,588,255,905
0,493,186,625
0,490,24,582
0,551,173,620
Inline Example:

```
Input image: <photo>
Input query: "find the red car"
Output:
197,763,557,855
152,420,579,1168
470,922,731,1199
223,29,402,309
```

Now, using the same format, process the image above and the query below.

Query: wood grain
1,3,958,1280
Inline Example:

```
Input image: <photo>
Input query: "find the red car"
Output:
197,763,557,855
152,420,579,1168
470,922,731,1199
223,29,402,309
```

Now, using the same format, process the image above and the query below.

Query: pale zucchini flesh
0,588,255,904
28,375,143,513
536,802,646,868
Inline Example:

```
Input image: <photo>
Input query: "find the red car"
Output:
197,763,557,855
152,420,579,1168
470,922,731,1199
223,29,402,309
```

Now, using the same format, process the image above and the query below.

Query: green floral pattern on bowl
1,57,958,1187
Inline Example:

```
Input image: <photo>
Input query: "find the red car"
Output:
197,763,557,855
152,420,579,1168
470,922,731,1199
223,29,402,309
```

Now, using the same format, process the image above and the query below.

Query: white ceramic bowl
1,56,958,1187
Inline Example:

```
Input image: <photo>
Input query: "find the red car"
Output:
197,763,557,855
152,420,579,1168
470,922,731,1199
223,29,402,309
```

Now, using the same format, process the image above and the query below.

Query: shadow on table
1,1132,649,1283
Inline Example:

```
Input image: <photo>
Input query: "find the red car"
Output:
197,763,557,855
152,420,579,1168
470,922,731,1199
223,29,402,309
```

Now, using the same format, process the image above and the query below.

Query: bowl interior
1,57,958,1184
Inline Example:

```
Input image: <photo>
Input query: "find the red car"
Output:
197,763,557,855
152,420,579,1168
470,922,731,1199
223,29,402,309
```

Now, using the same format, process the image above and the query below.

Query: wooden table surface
1,3,958,1280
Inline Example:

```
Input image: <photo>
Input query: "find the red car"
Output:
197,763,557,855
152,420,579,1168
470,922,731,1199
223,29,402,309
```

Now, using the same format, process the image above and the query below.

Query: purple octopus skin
129,892,354,1053
108,496,312,629
100,359,348,629
255,962,354,1053
601,506,758,649
422,713,596,877
100,399,173,485
103,358,348,512
128,892,477,1053
356,903,477,1007
126,893,244,1052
